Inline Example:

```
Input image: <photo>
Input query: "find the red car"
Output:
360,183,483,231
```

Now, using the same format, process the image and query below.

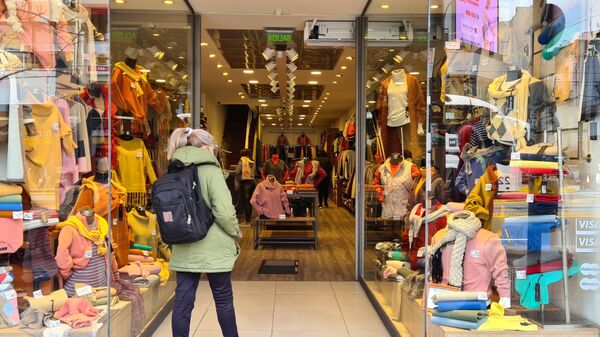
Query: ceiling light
341,66,347,70
319,104,323,107
336,74,342,78
302,104,309,108
267,117,273,120
287,63,298,72
271,123,276,126
268,72,278,81
430,4,440,9
178,56,184,59
114,0,125,3
217,64,223,68
227,79,233,83
271,86,279,93
346,56,353,61
152,33,160,37
249,80,259,84
310,71,322,75
200,42,208,47
326,92,330,95
262,47,276,60
238,92,244,95
308,80,318,84
297,123,303,126
148,46,165,59
381,4,390,9
222,72,229,76
243,69,254,74
394,55,403,63
270,80,278,87
409,71,420,75
265,61,277,71
287,79,296,87
163,0,173,4
140,69,150,73
258,99,266,103
324,97,328,100
286,49,299,62
288,93,294,99
155,79,166,83
304,100,311,103
332,80,338,84
289,87,296,93
287,72,297,81
208,54,216,58
240,95,245,99
261,104,268,107
368,100,376,104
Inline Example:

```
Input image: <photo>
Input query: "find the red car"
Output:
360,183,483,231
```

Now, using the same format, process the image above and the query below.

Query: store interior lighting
265,61,277,71
271,85,279,93
268,72,278,81
286,48,299,62
147,45,165,59
262,47,276,60
287,72,296,81
287,63,298,72
287,79,295,87
270,80,278,87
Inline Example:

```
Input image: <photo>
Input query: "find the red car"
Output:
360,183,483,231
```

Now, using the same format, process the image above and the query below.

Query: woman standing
234,148,256,225
167,127,241,337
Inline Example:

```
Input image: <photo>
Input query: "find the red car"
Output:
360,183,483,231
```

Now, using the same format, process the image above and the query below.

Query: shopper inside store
1,0,600,336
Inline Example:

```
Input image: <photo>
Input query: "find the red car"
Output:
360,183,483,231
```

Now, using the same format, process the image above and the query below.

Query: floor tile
331,282,365,295
273,309,346,331
209,293,275,311
151,313,172,337
194,331,272,337
197,310,273,331
276,281,333,294
348,332,391,337
341,310,388,333
272,332,350,337
233,281,277,294
275,294,339,311
336,293,372,311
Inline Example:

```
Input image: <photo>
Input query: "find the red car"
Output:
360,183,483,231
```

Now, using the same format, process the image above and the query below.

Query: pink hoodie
250,179,291,219
431,227,511,298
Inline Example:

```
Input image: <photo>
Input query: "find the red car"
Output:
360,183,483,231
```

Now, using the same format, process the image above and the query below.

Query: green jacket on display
168,146,241,273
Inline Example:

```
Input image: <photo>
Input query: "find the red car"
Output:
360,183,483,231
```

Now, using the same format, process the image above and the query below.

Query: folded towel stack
0,189,24,254
0,266,19,327
430,291,488,330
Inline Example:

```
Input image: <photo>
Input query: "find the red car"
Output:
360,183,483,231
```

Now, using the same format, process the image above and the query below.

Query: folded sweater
436,300,487,312
432,309,488,323
0,203,22,211
431,315,487,329
433,291,487,303
0,195,22,203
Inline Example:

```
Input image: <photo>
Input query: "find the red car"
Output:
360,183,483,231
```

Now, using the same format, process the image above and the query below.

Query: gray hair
167,127,216,160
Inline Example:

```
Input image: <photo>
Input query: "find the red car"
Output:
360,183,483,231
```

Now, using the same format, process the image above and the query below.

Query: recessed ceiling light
238,92,244,95
332,80,338,84
310,71,322,75
341,66,347,70
222,72,229,76
152,33,160,37
308,81,318,84
336,74,342,78
409,71,420,75
381,4,390,9
258,99,266,103
302,104,309,108
227,79,233,83
217,64,223,68
346,56,353,61
297,123,303,126
271,123,276,126
249,80,259,84
163,0,173,4
304,100,311,103
267,117,273,120
240,96,245,99
430,4,440,9
208,54,216,58
115,0,125,3
324,97,328,100
326,92,330,95
178,56,185,59
156,79,166,83
261,104,268,107
243,69,254,74
140,69,150,73
200,42,208,47
368,100,376,104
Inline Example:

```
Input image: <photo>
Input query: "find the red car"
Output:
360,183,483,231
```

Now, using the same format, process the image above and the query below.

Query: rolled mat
433,291,487,303
431,315,487,329
436,300,487,312
398,268,417,279
432,309,488,323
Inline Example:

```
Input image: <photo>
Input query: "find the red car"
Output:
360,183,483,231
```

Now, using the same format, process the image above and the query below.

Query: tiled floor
152,281,391,337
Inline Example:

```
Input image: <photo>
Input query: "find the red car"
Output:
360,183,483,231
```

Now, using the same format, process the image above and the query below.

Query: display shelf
254,216,318,249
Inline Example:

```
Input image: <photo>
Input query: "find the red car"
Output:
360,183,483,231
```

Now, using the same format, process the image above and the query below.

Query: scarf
294,160,320,184
407,203,449,249
430,211,482,288
114,62,145,97
57,215,109,255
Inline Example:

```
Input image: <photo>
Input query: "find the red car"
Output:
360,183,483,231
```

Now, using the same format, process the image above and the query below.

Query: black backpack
151,160,214,244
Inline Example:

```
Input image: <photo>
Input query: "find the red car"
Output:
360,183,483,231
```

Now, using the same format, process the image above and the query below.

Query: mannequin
261,153,288,182
372,155,413,220
378,69,426,159
276,133,289,146
251,174,291,219
297,133,311,146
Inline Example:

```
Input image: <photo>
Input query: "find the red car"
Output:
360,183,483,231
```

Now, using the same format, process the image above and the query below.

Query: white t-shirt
387,80,409,127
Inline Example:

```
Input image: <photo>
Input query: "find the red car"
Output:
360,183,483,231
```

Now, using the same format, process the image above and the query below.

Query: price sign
279,214,286,220
496,164,519,192
12,211,23,220
33,290,43,299
76,285,92,297
516,270,527,279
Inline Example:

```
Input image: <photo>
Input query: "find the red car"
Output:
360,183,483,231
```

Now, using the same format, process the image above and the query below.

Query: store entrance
199,15,357,281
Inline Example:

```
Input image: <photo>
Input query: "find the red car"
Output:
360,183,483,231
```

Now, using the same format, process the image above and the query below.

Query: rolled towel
130,243,152,251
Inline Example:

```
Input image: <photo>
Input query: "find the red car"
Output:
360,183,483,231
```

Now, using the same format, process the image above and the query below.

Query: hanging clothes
373,158,413,220
261,158,288,183
296,134,311,145
127,209,170,261
0,51,23,182
290,160,326,186
115,137,157,194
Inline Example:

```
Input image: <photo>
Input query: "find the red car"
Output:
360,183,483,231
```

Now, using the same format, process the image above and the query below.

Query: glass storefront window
360,0,600,336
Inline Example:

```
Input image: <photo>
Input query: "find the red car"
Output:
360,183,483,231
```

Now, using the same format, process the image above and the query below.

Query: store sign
267,33,293,43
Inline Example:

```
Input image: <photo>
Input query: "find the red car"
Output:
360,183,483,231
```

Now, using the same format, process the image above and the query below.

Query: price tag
477,292,488,301
511,152,521,161
527,194,534,203
151,229,157,236
5,289,17,300
516,270,527,279
24,212,33,220
51,123,59,131
84,250,93,258
445,41,460,50
481,58,489,66
278,214,286,220
136,152,143,158
130,82,136,89
470,249,480,258
445,112,455,120
33,290,43,299
393,214,401,221
12,211,23,219
485,183,492,191
113,219,118,225
497,164,519,192
286,190,293,195
76,285,92,297
143,250,149,256
47,319,61,328
417,246,425,258
472,65,478,72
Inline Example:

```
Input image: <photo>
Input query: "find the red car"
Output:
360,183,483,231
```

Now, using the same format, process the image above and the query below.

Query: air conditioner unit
367,21,414,46
304,20,355,47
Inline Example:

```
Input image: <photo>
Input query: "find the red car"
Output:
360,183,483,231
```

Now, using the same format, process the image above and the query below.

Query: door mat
258,259,299,275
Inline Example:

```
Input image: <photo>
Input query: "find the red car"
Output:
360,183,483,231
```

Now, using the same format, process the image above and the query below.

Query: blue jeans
172,272,239,337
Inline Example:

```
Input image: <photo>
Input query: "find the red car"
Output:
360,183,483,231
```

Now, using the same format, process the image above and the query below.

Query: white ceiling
189,0,366,16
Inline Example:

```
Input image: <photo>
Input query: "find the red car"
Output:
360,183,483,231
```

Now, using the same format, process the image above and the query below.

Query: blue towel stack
431,292,489,330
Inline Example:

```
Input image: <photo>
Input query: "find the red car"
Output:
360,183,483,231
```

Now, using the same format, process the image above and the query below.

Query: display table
254,216,318,249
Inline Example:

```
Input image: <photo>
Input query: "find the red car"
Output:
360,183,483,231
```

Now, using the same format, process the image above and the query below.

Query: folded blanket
0,272,13,284
431,315,487,329
19,307,53,329
433,292,487,303
25,289,68,312
515,168,564,175
497,192,527,200
534,194,560,202
525,254,573,275
513,251,563,268
0,195,21,204
0,203,22,211
129,248,154,257
53,298,98,329
504,215,557,224
130,244,153,251
436,300,487,311
0,183,22,197
0,211,14,218
510,160,558,169
432,309,488,323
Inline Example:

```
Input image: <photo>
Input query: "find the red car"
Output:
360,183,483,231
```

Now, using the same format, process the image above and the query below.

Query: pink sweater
250,179,291,219
431,228,511,298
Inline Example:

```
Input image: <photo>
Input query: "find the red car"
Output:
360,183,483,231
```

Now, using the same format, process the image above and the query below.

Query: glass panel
0,0,111,335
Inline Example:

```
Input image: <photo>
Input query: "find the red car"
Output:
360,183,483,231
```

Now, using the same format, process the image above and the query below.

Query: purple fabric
113,278,144,335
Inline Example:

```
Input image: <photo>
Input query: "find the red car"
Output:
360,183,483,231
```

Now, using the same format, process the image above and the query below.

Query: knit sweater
251,179,291,219
464,166,498,231
431,227,511,298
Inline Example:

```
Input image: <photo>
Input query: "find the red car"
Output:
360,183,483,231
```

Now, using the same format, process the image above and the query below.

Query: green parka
168,146,241,273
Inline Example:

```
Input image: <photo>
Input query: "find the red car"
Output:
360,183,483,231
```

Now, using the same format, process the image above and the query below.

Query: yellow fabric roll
25,289,68,312
509,160,558,169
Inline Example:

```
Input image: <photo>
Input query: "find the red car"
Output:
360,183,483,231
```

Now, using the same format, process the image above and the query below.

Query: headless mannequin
124,57,137,69
389,153,403,176
391,69,406,85
506,66,522,82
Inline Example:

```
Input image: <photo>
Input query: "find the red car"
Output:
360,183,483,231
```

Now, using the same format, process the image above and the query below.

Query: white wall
334,106,356,131
261,127,325,146
202,93,227,146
